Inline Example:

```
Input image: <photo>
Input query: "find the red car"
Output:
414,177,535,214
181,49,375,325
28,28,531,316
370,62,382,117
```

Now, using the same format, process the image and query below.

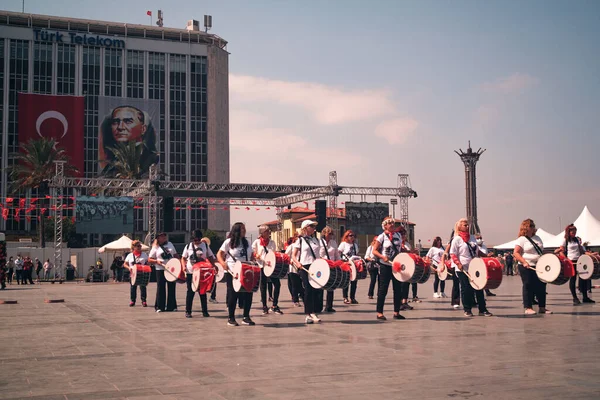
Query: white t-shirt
375,232,403,266
515,235,543,266
252,238,277,261
478,242,489,256
564,238,586,261
125,252,149,267
426,247,444,265
148,242,178,271
320,238,340,261
219,238,253,269
338,242,359,258
15,259,24,270
181,242,215,274
365,245,374,260
292,236,321,265
450,234,479,271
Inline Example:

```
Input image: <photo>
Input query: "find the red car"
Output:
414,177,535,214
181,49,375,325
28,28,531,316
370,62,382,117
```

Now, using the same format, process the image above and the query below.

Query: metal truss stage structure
49,164,416,270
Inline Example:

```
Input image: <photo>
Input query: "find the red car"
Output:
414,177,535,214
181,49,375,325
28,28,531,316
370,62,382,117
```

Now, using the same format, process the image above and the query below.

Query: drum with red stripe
164,258,186,284
349,256,368,280
263,251,290,279
467,257,503,290
417,258,432,284
130,264,151,287
576,254,600,280
392,253,427,283
438,260,455,281
231,261,261,293
191,262,216,294
336,261,351,289
536,254,574,285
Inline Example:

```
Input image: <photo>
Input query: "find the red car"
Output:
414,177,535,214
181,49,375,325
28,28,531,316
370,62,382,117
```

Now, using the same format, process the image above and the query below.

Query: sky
5,0,600,245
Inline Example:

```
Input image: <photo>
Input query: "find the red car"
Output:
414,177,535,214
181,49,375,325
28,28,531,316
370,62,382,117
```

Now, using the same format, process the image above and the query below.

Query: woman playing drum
449,218,493,317
513,219,551,315
253,225,284,316
124,240,148,307
181,229,216,318
365,239,378,299
338,229,360,305
291,220,322,324
372,217,405,321
556,224,596,305
217,222,256,327
148,232,179,313
426,237,446,299
319,226,339,313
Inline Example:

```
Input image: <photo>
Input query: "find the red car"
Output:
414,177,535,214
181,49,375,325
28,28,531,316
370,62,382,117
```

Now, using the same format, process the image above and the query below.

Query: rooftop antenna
204,15,212,33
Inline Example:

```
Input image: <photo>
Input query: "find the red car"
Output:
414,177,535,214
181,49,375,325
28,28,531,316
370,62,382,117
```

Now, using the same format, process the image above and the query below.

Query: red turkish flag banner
18,93,85,174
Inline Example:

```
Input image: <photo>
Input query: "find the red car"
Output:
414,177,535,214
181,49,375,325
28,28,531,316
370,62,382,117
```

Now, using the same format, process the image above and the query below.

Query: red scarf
260,237,270,248
458,231,470,244
133,250,141,258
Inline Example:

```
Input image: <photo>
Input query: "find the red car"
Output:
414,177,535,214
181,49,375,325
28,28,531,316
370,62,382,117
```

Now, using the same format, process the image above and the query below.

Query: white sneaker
441,293,448,298
524,308,537,315
452,304,460,309
305,316,314,324
433,293,440,298
310,313,321,323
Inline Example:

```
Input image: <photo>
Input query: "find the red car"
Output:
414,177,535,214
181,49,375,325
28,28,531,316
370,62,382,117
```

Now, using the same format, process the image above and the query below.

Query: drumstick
462,270,480,290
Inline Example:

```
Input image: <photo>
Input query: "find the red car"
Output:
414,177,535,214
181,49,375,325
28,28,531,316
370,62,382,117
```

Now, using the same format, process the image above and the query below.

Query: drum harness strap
301,236,318,267
525,237,543,256
563,237,585,261
159,244,173,261
227,241,249,263
381,232,400,264
188,242,207,263
321,238,331,260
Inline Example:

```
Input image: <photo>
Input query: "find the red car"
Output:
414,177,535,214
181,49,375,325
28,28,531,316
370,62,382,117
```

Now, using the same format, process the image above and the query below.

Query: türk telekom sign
34,29,126,48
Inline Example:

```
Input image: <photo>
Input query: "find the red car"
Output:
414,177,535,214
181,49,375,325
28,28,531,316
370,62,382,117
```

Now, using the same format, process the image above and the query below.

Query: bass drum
576,254,600,280
164,258,186,283
536,254,573,285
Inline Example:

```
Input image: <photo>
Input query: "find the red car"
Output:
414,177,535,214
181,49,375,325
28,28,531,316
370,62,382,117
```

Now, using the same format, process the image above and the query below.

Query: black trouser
15,270,23,284
7,268,13,284
210,283,217,300
225,273,252,320
411,282,418,298
518,265,546,308
451,273,461,306
315,290,334,312
342,280,358,300
155,270,167,311
260,270,281,308
368,268,379,297
458,271,486,312
36,269,42,280
268,281,273,299
571,275,591,299
116,268,124,282
401,282,410,301
186,274,207,314
130,283,147,303
25,270,34,284
299,267,319,315
166,280,177,311
506,263,514,276
433,274,446,293
376,264,402,314
288,273,304,303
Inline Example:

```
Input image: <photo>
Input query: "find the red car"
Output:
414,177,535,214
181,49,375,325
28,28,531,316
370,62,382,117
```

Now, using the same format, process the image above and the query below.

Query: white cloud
230,74,398,125
481,73,539,94
374,118,419,145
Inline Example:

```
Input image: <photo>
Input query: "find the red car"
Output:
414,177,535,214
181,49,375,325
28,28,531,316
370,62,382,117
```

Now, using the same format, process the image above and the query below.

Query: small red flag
147,10,152,16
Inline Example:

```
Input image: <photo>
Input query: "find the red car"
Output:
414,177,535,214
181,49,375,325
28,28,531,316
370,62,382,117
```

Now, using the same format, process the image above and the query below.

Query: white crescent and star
35,111,69,138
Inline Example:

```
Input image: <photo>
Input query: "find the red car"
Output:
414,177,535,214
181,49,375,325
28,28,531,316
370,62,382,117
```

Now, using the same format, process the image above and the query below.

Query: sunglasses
348,234,355,237
134,245,142,248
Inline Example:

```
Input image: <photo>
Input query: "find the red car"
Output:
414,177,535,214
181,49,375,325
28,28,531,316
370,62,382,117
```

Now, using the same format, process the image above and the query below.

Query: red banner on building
18,93,84,174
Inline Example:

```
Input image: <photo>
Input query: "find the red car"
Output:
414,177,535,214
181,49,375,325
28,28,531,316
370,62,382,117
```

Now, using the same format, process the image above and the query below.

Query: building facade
0,11,230,244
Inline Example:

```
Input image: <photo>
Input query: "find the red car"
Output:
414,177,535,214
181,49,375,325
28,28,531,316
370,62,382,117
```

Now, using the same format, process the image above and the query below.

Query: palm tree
101,141,148,179
8,137,79,247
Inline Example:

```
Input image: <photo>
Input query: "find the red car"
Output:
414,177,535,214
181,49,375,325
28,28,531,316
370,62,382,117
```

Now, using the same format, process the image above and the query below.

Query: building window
148,52,165,175
83,46,101,177
57,43,76,95
104,48,122,97
33,42,52,94
126,50,144,99
169,54,187,231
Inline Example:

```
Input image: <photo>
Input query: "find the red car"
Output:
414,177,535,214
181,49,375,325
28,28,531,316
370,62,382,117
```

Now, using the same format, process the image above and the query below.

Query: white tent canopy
493,228,556,250
544,206,600,248
98,235,149,253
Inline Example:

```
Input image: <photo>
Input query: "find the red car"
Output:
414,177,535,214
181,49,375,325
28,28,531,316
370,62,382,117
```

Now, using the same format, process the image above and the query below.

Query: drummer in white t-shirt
426,237,446,298
124,240,149,307
217,222,256,327
319,226,339,313
252,225,283,316
148,232,179,312
181,229,216,318
513,219,551,315
291,220,322,324
338,229,360,305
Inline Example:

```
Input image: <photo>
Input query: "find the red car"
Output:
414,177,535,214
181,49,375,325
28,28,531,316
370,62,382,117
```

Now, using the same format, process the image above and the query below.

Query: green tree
8,138,79,247
42,216,83,247
101,142,147,179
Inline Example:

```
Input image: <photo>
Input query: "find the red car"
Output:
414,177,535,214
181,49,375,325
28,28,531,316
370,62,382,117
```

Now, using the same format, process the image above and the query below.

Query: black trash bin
66,268,75,281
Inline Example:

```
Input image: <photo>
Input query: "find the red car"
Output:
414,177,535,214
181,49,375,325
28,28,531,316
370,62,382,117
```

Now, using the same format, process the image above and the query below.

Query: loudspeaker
315,200,327,232
163,197,174,232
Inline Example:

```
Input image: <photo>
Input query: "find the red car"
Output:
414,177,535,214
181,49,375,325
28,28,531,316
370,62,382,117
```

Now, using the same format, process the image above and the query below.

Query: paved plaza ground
1,275,599,400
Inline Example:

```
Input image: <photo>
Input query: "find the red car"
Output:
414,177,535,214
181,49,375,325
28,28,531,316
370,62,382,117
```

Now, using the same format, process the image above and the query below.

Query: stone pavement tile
65,388,161,400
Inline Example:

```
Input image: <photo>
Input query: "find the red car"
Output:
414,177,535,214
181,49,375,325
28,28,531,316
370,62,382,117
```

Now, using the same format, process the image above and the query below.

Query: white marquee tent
493,228,556,250
544,206,600,248
98,235,149,253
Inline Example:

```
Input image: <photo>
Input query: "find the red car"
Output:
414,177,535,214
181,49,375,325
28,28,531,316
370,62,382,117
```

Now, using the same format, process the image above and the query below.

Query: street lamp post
390,198,398,219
